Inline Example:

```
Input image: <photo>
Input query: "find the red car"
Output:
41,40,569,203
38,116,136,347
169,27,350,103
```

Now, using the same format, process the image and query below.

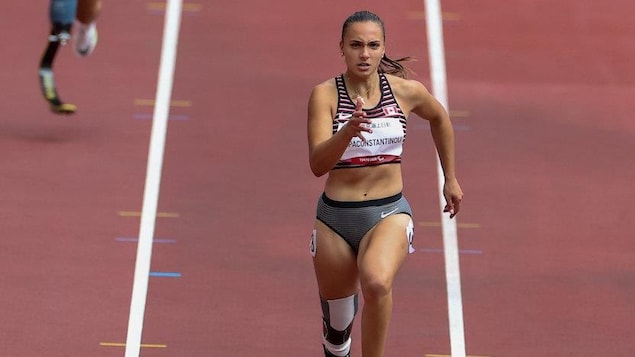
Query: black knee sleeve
320,293,358,357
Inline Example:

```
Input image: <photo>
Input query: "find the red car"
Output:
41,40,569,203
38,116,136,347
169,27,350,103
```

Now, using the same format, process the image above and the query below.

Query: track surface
1,1,633,356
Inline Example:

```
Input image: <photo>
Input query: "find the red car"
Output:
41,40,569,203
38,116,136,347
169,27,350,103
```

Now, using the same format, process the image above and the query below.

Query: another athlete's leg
76,0,101,25
41,0,78,114
75,0,101,56
311,221,359,357
50,0,78,36
356,214,413,357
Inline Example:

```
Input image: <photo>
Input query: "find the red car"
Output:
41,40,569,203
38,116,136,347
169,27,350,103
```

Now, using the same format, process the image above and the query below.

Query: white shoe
74,22,98,57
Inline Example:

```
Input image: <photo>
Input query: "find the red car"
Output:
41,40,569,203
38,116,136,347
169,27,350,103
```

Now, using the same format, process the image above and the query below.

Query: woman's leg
76,0,101,24
312,220,359,356
357,214,413,357
74,0,101,56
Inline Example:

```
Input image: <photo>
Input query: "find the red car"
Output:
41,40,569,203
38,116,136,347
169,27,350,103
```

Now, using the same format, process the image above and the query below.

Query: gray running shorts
316,192,413,253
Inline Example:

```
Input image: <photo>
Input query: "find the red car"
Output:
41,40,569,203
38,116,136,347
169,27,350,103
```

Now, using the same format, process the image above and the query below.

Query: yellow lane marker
134,98,192,107
100,342,167,348
408,11,461,21
450,110,471,118
147,2,202,12
118,211,180,218
418,221,481,229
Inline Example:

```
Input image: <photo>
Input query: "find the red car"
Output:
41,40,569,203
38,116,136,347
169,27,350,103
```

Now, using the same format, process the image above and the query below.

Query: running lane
440,1,635,356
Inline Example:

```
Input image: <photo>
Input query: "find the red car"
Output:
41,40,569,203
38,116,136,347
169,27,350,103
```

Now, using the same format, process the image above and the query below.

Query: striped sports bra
333,73,408,169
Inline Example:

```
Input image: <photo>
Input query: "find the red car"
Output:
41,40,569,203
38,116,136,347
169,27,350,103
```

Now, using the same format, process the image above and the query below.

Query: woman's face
340,21,385,77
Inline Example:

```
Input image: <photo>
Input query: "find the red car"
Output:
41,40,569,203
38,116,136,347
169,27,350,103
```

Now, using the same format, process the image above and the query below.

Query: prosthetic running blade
38,29,77,114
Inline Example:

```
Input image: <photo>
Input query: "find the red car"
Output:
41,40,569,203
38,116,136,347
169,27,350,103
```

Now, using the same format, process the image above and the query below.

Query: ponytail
379,54,414,79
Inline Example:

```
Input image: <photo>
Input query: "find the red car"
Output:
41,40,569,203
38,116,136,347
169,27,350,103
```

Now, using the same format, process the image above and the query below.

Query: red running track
0,0,633,356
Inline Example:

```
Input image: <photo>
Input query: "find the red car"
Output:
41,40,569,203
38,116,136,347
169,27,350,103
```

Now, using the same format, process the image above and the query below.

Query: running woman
307,10,463,357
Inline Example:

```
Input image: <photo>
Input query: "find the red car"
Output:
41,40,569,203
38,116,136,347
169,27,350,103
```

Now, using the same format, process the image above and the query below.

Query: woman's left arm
402,79,464,218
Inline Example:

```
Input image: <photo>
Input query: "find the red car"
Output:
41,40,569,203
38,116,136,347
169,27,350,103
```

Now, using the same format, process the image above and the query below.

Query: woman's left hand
443,178,463,219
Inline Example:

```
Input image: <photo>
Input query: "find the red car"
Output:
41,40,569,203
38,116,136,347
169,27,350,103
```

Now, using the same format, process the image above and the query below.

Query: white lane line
124,0,183,356
423,1,467,356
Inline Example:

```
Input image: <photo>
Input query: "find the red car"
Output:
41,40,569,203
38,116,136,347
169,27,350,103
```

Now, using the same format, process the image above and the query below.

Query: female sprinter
307,10,463,357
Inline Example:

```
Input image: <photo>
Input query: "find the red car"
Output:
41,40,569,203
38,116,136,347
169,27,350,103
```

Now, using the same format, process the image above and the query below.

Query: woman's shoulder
383,73,434,113
308,77,340,118
310,77,338,101
384,73,428,95
312,77,337,91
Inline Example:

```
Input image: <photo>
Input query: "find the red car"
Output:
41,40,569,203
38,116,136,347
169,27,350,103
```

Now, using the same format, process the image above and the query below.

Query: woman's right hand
343,96,373,142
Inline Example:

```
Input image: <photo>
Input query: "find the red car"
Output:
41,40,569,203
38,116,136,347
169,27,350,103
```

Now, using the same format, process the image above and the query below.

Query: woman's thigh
357,213,413,289
311,220,359,299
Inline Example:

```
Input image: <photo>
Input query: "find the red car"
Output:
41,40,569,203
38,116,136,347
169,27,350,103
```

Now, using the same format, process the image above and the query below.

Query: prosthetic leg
321,294,358,357
39,0,78,114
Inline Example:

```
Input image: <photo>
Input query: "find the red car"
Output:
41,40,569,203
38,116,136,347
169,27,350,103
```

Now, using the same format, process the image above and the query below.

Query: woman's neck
344,72,380,105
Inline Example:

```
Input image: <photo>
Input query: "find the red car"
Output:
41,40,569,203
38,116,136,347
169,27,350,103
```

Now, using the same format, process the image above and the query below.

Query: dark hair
341,10,413,79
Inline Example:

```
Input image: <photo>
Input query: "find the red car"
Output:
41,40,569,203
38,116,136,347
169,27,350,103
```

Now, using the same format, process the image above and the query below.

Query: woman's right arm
307,84,370,177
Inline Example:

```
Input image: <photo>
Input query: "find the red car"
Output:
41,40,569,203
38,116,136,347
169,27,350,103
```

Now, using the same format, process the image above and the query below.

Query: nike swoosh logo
380,207,400,219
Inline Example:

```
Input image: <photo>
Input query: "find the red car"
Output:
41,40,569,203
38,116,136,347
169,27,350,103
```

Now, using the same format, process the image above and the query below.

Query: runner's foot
74,22,97,57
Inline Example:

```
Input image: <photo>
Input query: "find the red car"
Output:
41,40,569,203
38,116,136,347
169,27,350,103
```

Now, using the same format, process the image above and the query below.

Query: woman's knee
359,270,393,302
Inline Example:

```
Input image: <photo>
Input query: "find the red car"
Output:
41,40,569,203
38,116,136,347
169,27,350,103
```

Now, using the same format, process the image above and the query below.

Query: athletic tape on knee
50,0,78,25
310,229,317,257
406,217,415,253
321,294,358,356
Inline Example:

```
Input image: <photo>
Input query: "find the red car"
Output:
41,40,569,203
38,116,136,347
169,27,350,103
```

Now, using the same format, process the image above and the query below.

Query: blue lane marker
149,272,181,278
420,248,483,255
